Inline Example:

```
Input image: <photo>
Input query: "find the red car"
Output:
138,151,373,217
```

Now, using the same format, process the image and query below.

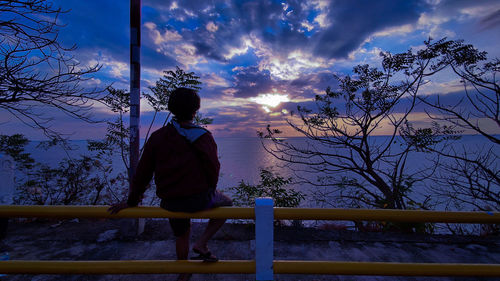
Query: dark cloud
139,1,310,63
290,71,336,90
215,68,338,102
480,9,500,30
427,0,500,31
313,0,423,58
232,66,274,98
53,0,432,72
141,0,429,64
55,0,180,72
437,0,500,10
141,45,178,70
7,0,496,139
193,41,227,61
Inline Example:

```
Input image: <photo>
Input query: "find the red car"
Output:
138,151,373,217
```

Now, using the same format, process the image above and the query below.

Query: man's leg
176,226,190,260
170,219,192,281
193,191,233,254
169,219,191,259
176,230,191,281
192,218,226,253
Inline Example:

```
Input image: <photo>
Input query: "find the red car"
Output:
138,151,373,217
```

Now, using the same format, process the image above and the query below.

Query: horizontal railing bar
0,205,498,223
274,208,500,223
0,260,256,274
1,260,499,276
0,205,254,219
273,261,500,276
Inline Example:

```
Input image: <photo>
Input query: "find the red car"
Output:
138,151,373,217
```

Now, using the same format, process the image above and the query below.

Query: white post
255,197,274,281
130,0,144,236
0,154,14,205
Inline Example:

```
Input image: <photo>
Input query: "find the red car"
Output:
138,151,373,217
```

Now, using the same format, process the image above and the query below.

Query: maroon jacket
127,123,220,206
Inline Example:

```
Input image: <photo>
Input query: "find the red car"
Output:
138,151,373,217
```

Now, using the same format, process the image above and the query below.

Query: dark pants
161,190,232,237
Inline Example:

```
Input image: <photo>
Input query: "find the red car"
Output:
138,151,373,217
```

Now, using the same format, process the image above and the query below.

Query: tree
0,133,35,169
142,66,203,147
417,39,500,211
0,134,121,205
230,168,305,208
16,156,112,205
260,39,455,210
0,0,103,140
2,67,206,206
88,67,207,204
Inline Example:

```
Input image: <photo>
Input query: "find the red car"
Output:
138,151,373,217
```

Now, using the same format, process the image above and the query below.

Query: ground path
1,219,500,281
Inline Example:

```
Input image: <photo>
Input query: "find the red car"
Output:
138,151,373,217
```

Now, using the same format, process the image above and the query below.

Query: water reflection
216,137,291,189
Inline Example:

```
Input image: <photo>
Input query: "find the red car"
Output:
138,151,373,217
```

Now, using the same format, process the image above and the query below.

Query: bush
230,168,305,207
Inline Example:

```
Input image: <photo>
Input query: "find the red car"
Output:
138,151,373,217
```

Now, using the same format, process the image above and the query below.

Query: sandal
191,248,219,262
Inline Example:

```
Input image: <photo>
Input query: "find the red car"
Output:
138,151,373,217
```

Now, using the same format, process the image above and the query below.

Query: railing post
255,197,274,281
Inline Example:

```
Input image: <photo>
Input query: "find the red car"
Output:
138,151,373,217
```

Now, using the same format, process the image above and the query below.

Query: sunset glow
0,0,499,138
250,93,290,113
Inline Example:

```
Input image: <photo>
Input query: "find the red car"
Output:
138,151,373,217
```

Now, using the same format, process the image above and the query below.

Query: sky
2,0,500,139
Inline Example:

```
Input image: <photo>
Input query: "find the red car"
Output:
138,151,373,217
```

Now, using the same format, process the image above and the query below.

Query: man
109,87,232,281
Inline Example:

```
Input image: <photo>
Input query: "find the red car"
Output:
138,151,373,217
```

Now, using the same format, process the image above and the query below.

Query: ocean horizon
18,134,497,210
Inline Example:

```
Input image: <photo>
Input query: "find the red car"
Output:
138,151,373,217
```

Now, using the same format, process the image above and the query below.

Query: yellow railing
0,205,498,223
0,205,254,219
0,204,499,278
0,260,499,276
0,260,256,275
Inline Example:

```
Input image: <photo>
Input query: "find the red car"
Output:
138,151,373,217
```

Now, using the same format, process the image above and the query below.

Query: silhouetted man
109,87,232,281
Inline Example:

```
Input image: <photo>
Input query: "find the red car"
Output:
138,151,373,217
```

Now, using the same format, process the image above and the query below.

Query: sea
20,135,498,211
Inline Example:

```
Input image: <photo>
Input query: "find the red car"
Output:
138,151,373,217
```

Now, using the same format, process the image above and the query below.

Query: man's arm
127,137,156,206
108,137,155,214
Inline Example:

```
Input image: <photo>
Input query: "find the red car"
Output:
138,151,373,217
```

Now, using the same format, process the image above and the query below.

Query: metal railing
1,204,498,222
0,201,499,280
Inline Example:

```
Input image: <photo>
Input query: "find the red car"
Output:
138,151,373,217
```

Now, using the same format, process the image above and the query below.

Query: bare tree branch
0,0,105,140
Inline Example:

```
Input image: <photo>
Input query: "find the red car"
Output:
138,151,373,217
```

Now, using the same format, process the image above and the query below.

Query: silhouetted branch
0,0,105,140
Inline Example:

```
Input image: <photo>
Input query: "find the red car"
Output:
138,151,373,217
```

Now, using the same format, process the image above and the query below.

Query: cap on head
168,87,200,121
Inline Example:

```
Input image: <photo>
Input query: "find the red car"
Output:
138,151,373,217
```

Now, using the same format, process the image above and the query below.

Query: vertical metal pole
130,0,144,235
255,197,274,281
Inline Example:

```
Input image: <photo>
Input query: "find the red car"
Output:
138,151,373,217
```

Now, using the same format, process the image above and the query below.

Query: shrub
230,168,305,208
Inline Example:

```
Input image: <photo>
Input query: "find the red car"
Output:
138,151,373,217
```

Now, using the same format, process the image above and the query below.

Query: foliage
88,87,131,171
0,134,124,205
89,67,208,204
2,65,206,205
142,66,204,142
0,134,35,169
0,0,104,141
416,39,500,212
230,169,305,208
16,156,123,205
0,2,208,207
260,39,461,210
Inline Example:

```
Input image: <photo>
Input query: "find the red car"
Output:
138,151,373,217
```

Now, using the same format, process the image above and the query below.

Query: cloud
5,0,499,139
479,9,500,30
206,21,218,32
258,50,328,80
144,22,182,44
232,66,274,98
313,0,423,59
203,73,230,88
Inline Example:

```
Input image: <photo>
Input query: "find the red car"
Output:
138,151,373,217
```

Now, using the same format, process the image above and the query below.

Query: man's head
168,87,200,121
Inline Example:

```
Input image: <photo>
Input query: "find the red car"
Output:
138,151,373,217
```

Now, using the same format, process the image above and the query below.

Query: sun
250,93,290,110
